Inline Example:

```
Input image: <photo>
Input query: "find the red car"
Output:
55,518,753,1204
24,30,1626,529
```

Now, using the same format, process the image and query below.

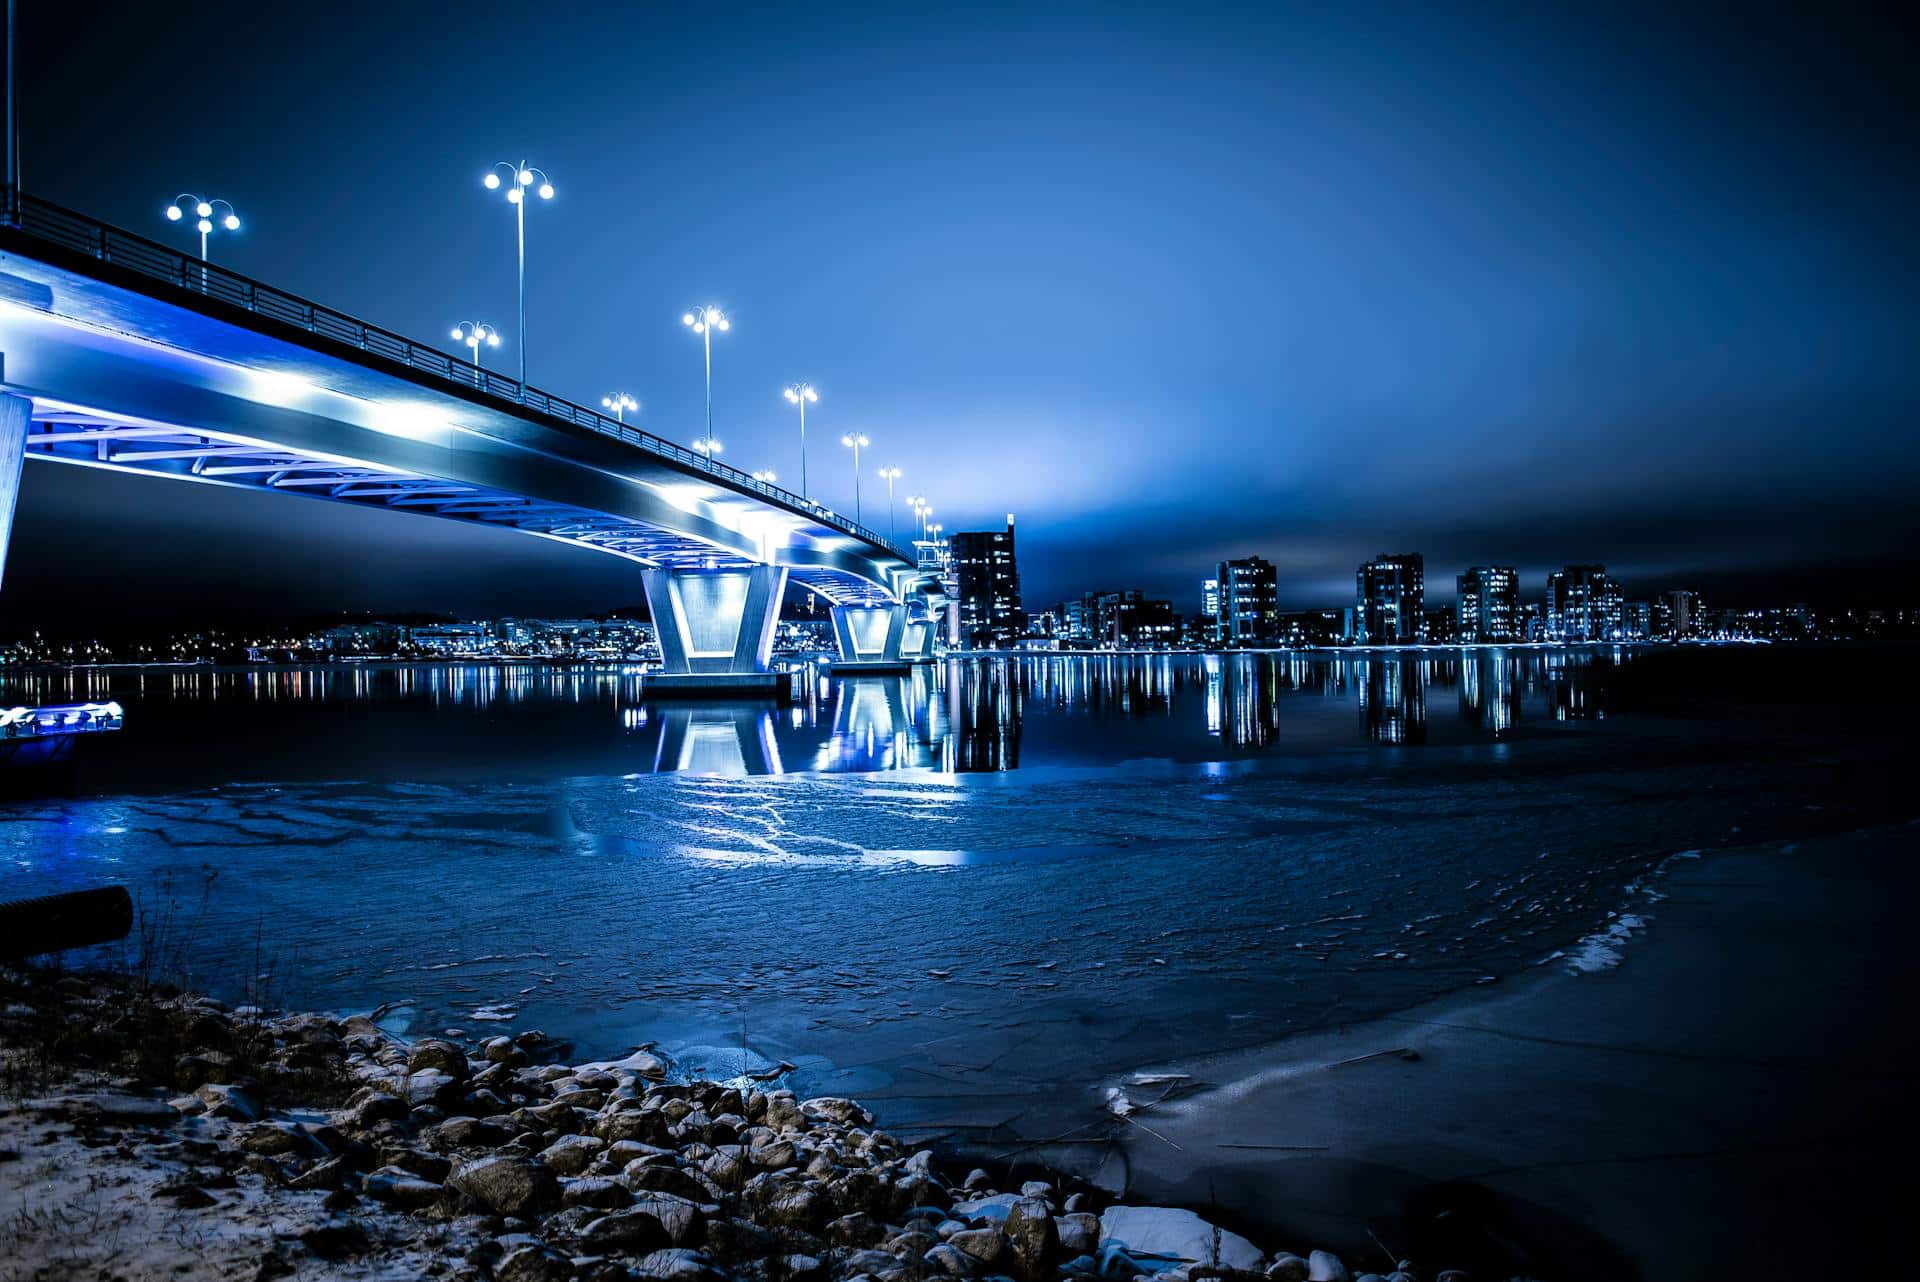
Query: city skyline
2,0,1915,626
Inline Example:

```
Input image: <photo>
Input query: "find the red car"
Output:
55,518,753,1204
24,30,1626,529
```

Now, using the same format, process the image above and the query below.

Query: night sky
4,0,1916,627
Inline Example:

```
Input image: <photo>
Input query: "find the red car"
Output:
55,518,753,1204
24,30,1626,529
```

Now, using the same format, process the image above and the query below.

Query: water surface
4,648,1905,1133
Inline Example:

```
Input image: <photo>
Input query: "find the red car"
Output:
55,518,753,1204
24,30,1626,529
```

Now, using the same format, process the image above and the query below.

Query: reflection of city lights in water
2,651,1626,780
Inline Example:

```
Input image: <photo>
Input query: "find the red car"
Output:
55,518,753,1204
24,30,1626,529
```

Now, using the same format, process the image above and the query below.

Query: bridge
0,192,940,692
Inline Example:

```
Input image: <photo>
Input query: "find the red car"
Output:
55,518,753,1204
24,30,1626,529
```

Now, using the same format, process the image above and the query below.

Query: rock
1267,1255,1310,1282
1434,1273,1469,1282
561,1176,632,1210
827,1211,885,1247
778,1253,827,1282
799,1096,873,1126
748,1179,824,1230
628,1163,721,1204
949,1226,1009,1264
962,1168,993,1190
406,1038,470,1079
753,1139,800,1169
1308,1251,1352,1282
449,1154,556,1218
433,1115,516,1149
1065,1192,1092,1213
349,1092,408,1128
597,1110,664,1145
633,1248,718,1281
1057,1213,1101,1254
235,1122,310,1156
539,1133,605,1175
1098,1207,1264,1273
577,1203,673,1252
952,1192,1021,1221
496,1243,573,1282
1004,1197,1061,1279
925,1242,978,1275
299,1219,370,1259
194,1082,263,1122
483,1035,527,1065
364,1165,444,1210
701,1144,750,1186
575,1048,671,1080
630,1193,706,1244
1020,1180,1055,1201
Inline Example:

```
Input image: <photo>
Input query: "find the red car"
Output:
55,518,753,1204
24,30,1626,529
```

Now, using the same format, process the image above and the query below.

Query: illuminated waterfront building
1214,557,1279,646
1456,565,1519,642
1546,564,1623,640
1355,552,1425,644
950,517,1024,650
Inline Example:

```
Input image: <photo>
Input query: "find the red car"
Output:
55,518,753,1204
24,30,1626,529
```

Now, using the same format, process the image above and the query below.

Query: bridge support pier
641,565,791,698
0,392,26,593
830,603,931,673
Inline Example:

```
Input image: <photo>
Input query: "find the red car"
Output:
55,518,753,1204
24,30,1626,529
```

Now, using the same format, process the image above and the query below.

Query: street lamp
682,306,730,449
692,436,723,459
751,469,778,484
450,321,502,368
481,160,555,383
783,383,819,499
878,466,902,543
164,194,240,261
601,392,638,424
840,432,870,524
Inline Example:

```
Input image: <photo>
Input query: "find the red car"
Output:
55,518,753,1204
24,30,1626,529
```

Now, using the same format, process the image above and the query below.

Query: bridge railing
0,189,912,561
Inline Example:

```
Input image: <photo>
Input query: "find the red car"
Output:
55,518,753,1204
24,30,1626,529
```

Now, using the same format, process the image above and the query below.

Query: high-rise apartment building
1455,565,1519,643
1355,553,1425,644
1546,564,1623,641
950,516,1023,650
1213,557,1279,646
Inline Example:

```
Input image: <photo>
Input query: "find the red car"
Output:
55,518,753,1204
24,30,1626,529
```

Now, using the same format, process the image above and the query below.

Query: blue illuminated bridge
0,193,938,691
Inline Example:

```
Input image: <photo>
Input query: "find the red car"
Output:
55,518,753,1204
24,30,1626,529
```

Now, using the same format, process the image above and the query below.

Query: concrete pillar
831,603,907,667
640,564,791,697
0,391,26,593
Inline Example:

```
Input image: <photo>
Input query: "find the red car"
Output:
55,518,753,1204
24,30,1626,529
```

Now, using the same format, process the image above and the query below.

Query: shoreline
1036,821,1919,1282
1,963,1471,1282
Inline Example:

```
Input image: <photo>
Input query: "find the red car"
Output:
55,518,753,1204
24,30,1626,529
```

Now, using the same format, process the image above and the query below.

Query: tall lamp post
681,306,730,449
692,435,723,459
165,194,240,261
878,466,902,543
481,161,555,383
783,383,818,499
450,321,502,369
601,392,638,424
751,469,778,484
840,432,870,524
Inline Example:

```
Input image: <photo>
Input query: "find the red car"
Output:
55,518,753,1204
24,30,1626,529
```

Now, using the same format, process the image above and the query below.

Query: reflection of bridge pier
647,703,783,776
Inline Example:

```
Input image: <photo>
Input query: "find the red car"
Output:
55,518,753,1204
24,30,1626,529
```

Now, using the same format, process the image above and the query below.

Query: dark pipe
0,885,134,958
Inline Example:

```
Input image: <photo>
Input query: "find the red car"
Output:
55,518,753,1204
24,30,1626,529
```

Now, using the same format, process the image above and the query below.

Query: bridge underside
13,405,897,607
